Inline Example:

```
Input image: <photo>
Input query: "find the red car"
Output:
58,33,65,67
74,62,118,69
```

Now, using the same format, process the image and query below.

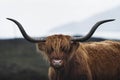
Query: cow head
7,18,115,69
37,35,79,69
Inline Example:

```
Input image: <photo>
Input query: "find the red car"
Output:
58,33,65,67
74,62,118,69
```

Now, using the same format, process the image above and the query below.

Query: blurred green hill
0,38,49,80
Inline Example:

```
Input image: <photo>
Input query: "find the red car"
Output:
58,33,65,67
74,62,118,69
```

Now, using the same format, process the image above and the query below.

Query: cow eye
61,47,66,52
61,47,64,52
47,47,54,53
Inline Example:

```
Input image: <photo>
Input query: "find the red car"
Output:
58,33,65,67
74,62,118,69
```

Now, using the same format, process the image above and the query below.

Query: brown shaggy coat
37,35,120,80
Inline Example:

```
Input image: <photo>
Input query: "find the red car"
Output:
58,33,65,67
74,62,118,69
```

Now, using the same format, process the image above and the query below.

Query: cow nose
52,60,63,68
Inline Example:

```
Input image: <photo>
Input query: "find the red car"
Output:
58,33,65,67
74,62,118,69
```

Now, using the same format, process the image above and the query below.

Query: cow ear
36,42,46,52
68,42,79,61
70,41,79,51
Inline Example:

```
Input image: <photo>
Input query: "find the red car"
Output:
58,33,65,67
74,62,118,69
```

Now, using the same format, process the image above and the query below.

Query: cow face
37,35,79,69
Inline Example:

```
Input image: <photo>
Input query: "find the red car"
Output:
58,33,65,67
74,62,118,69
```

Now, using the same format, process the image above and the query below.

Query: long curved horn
7,18,46,43
71,19,115,42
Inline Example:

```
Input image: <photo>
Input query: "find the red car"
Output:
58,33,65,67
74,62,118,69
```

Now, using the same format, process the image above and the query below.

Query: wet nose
52,60,63,68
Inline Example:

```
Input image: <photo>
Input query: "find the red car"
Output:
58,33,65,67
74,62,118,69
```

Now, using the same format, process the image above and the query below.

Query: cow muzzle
51,59,63,69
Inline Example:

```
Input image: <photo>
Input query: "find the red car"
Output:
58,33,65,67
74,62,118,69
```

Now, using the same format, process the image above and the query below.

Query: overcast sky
0,0,120,39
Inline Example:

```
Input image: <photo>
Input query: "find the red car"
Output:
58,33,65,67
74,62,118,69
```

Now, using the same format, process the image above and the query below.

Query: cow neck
55,68,67,80
54,63,71,80
55,70,60,80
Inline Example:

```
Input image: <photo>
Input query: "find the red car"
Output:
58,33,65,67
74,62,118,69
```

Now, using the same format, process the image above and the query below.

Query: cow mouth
51,63,64,70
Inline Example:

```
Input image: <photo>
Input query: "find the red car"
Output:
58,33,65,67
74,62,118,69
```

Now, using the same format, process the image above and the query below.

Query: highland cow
7,18,120,80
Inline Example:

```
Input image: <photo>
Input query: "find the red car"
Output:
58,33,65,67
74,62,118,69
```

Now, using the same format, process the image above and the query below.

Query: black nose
52,59,63,68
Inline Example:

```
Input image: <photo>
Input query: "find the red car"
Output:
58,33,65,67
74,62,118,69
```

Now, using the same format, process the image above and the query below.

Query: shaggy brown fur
37,35,120,80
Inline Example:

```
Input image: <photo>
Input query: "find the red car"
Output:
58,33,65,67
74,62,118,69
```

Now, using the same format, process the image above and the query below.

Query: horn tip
112,19,115,20
109,19,115,21
6,18,12,20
